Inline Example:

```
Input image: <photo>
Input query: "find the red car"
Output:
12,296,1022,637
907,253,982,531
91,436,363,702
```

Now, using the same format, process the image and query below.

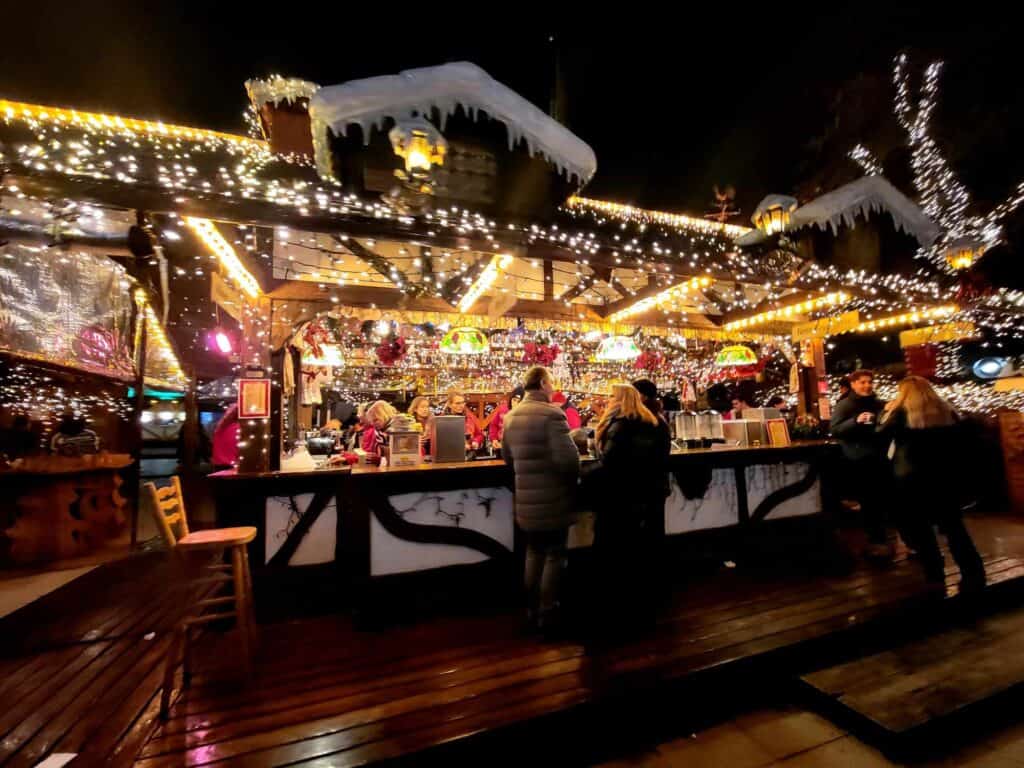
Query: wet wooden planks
135,552,1024,767
802,600,1024,736
0,554,196,768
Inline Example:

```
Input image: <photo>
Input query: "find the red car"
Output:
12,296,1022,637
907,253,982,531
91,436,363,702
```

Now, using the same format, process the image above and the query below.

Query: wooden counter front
210,440,838,604
1,453,133,565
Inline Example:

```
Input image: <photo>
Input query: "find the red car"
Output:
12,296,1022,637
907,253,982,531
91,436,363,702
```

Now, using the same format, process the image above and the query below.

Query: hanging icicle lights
565,196,750,239
185,217,261,298
723,293,850,332
849,304,958,335
0,99,266,152
607,276,712,323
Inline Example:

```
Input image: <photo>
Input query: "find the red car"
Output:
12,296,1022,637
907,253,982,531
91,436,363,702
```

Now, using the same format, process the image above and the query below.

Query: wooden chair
144,476,257,718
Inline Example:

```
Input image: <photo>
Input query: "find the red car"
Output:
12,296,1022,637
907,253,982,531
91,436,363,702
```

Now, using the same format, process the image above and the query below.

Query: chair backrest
143,476,190,547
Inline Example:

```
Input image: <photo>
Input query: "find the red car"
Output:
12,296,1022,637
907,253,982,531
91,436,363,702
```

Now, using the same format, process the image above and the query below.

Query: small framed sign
238,378,271,419
766,418,791,447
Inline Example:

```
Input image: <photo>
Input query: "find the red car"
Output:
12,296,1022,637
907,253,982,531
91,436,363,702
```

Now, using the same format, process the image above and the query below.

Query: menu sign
792,311,860,341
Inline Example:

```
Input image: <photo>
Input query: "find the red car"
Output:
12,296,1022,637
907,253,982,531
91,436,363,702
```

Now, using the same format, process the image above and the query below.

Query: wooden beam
7,171,739,283
268,281,453,312
266,281,606,323
335,237,421,295
441,256,491,305
557,272,600,304
419,246,434,286
598,275,694,319
592,265,631,298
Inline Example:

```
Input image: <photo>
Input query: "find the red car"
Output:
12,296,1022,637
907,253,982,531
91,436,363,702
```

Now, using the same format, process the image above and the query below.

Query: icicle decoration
787,176,940,246
308,62,598,185
245,76,321,111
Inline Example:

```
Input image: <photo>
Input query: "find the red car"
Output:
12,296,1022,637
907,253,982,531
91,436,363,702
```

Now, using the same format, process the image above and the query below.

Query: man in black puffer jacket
830,369,892,558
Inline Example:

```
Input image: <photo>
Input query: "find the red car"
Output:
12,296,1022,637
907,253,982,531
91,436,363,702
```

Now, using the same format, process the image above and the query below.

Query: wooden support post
130,318,147,549
543,260,554,301
238,296,273,473
420,246,434,288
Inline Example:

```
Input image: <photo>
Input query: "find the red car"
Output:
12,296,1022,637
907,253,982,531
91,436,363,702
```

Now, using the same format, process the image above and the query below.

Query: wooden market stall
0,205,187,566
3,60,1024,600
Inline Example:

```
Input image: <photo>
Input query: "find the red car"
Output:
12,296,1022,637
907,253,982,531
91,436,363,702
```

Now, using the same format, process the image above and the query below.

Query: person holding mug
830,369,891,559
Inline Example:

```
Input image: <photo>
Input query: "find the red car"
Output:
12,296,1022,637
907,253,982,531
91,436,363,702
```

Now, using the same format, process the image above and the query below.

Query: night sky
3,2,1023,222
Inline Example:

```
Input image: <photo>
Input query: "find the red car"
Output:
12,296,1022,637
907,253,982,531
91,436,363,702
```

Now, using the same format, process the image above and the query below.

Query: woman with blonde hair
361,400,397,454
879,376,985,590
587,384,670,634
408,395,434,453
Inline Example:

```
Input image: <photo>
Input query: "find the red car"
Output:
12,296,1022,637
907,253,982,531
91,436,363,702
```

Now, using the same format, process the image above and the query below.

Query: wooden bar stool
144,476,257,718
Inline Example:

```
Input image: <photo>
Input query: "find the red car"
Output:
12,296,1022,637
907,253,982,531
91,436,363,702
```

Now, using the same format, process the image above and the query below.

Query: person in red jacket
551,391,581,430
444,391,484,450
489,387,524,449
211,404,240,470
361,401,397,454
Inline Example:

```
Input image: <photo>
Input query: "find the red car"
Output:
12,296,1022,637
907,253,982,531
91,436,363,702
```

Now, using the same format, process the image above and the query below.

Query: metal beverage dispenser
675,411,700,447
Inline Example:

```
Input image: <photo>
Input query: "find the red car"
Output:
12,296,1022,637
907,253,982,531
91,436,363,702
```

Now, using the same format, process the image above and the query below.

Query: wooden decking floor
3,518,1024,768
802,596,1024,742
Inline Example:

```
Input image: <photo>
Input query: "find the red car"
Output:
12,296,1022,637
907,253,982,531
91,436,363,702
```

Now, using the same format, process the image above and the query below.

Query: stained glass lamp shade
596,336,641,362
440,327,489,355
715,345,758,367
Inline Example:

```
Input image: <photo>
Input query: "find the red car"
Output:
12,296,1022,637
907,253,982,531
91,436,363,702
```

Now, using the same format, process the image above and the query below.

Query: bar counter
210,440,839,608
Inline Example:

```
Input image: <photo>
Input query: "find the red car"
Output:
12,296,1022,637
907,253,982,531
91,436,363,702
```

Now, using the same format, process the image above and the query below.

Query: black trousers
895,476,985,583
592,501,660,629
844,456,891,544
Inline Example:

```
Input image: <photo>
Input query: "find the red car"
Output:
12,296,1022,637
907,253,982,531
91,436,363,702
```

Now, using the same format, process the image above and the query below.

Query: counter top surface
1,454,134,476
210,440,836,481
669,439,835,458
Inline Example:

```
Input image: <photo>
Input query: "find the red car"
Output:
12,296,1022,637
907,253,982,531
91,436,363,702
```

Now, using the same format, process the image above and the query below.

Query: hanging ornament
72,325,119,371
302,343,344,367
302,318,332,360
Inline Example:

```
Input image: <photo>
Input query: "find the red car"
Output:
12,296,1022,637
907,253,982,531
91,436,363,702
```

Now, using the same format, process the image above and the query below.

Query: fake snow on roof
245,76,321,109
790,176,940,247
308,62,597,185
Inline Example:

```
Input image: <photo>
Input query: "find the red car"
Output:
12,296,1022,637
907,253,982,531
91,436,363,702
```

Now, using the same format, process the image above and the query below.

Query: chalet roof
789,176,940,247
308,63,597,184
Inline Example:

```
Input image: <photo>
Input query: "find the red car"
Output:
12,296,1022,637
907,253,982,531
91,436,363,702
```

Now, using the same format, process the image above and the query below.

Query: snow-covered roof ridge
308,62,597,184
245,76,321,109
790,176,940,247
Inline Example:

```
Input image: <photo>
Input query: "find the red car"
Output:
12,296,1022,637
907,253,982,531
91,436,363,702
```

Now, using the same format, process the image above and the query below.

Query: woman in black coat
877,376,985,590
586,384,670,633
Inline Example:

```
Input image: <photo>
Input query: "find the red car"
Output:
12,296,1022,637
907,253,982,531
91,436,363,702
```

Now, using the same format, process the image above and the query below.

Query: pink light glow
214,331,233,355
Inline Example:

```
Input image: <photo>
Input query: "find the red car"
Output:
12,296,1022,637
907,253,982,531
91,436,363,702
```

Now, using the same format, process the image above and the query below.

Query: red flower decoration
376,336,408,366
523,342,560,366
634,350,665,372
